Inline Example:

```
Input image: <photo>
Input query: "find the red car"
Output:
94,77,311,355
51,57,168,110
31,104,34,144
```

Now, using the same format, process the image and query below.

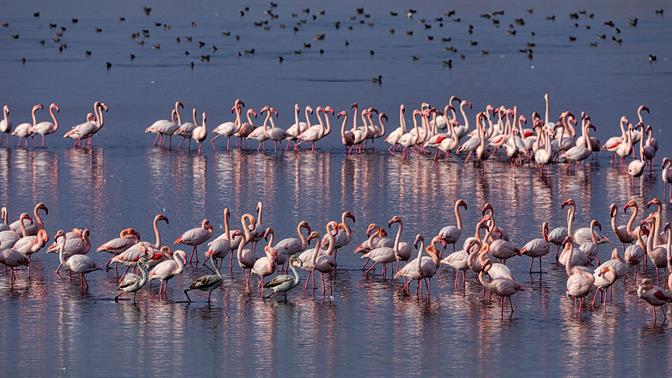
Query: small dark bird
515,18,525,26
190,62,195,69
85,50,92,56
460,53,465,60
176,37,181,43
390,11,398,16
21,57,27,64
119,17,126,22
453,18,461,22
655,9,664,15
302,8,310,14
508,30,517,36
569,13,579,19
531,31,536,36
319,49,324,54
442,59,453,68
186,36,193,42
547,15,556,21
585,25,591,30
235,35,240,41
469,40,478,46
334,21,341,29
130,54,135,60
198,41,205,48
615,27,621,34
10,34,18,39
154,22,162,27
271,2,278,8
389,28,395,34
144,6,152,16
569,36,576,41
442,37,452,42
372,75,382,84
604,20,615,27
2,22,9,27
96,28,103,33
369,49,375,56
39,40,45,46
293,49,302,55
629,18,638,27
481,49,490,55
345,40,349,46
406,30,413,36
314,33,325,41
278,56,284,62
185,51,190,56
153,43,160,49
412,55,419,61
303,43,311,48
356,7,364,15
200,55,210,62
49,23,57,28
33,12,40,18
237,51,242,57
212,45,218,52
244,49,255,54
590,42,598,47
447,10,456,17
527,8,534,14
612,36,622,44
240,10,245,17
527,51,533,60
72,18,78,23
649,54,657,62
527,42,536,47
222,31,231,36
427,35,434,41
106,62,112,70
598,34,606,39
191,21,197,27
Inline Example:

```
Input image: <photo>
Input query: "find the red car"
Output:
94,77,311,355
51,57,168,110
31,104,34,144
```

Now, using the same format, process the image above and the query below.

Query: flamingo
643,217,669,284
81,101,108,146
0,105,10,146
385,104,407,154
321,211,355,262
0,207,8,232
175,218,213,264
30,102,59,147
274,220,311,271
548,199,574,258
560,113,594,172
396,234,442,297
146,109,177,146
441,238,479,287
628,121,647,190
251,228,279,294
558,235,590,268
63,105,98,147
266,108,290,154
610,203,634,249
637,278,672,323
624,227,646,280
564,237,595,313
156,101,183,148
48,229,91,273
97,228,141,271
285,104,310,150
662,158,672,202
55,230,103,290
12,104,42,147
479,260,525,317
264,255,302,300
10,202,48,236
192,111,208,154
175,107,197,150
206,208,238,269
148,249,187,299
297,106,332,151
338,110,356,153
115,255,149,302
0,247,30,280
361,215,404,278
631,105,649,143
248,106,273,150
592,265,618,307
110,213,169,270
593,248,628,304
398,109,422,158
234,108,257,149
437,199,467,253
12,229,49,260
520,222,550,273
236,214,257,286
311,223,338,296
184,249,224,303
577,220,606,265
0,213,33,249
211,99,244,150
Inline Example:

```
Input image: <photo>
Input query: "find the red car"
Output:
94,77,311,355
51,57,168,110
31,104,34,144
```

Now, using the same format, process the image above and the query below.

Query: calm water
1,1,672,377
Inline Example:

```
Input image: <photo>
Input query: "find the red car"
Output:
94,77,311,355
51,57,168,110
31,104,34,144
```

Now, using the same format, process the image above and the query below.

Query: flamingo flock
1,197,672,322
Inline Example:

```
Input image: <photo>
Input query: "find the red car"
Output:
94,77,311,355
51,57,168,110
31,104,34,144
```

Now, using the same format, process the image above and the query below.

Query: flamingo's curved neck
455,203,463,231
153,217,162,248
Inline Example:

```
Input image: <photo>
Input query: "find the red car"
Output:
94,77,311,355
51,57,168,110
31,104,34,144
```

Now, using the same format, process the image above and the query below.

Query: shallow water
1,1,672,376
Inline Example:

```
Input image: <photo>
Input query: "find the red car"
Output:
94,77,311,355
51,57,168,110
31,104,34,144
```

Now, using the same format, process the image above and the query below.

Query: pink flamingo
148,249,187,299
30,102,59,147
174,218,214,264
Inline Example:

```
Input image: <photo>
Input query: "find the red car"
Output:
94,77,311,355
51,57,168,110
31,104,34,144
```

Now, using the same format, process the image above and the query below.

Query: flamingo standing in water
115,256,149,302
273,220,311,272
145,109,177,146
174,218,214,264
30,102,59,147
211,99,244,150
520,222,550,273
265,108,290,154
12,229,48,260
0,213,32,249
479,260,525,317
251,228,279,294
55,230,103,290
396,235,443,296
192,111,208,154
184,249,223,303
285,104,311,150
361,215,405,278
175,107,197,150
64,101,107,147
0,105,11,146
97,228,141,272
264,255,302,300
110,213,169,271
437,199,467,253
0,247,30,280
236,214,258,286
234,108,258,149
563,237,595,314
148,249,187,299
662,158,672,202
12,104,42,147
10,202,48,236
637,278,672,323
385,104,407,154
313,222,338,296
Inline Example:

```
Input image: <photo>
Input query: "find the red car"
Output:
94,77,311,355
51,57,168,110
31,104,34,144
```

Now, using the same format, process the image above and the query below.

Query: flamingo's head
36,202,48,215
456,199,467,210
202,219,213,232
50,103,60,113
609,203,618,217
400,104,405,111
307,231,320,242
343,211,356,223
337,110,347,118
33,104,44,112
365,223,378,237
646,198,661,209
561,199,576,209
2,105,8,114
624,199,637,212
387,215,401,227
481,202,493,215
413,234,424,249
156,213,169,224
324,106,334,114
